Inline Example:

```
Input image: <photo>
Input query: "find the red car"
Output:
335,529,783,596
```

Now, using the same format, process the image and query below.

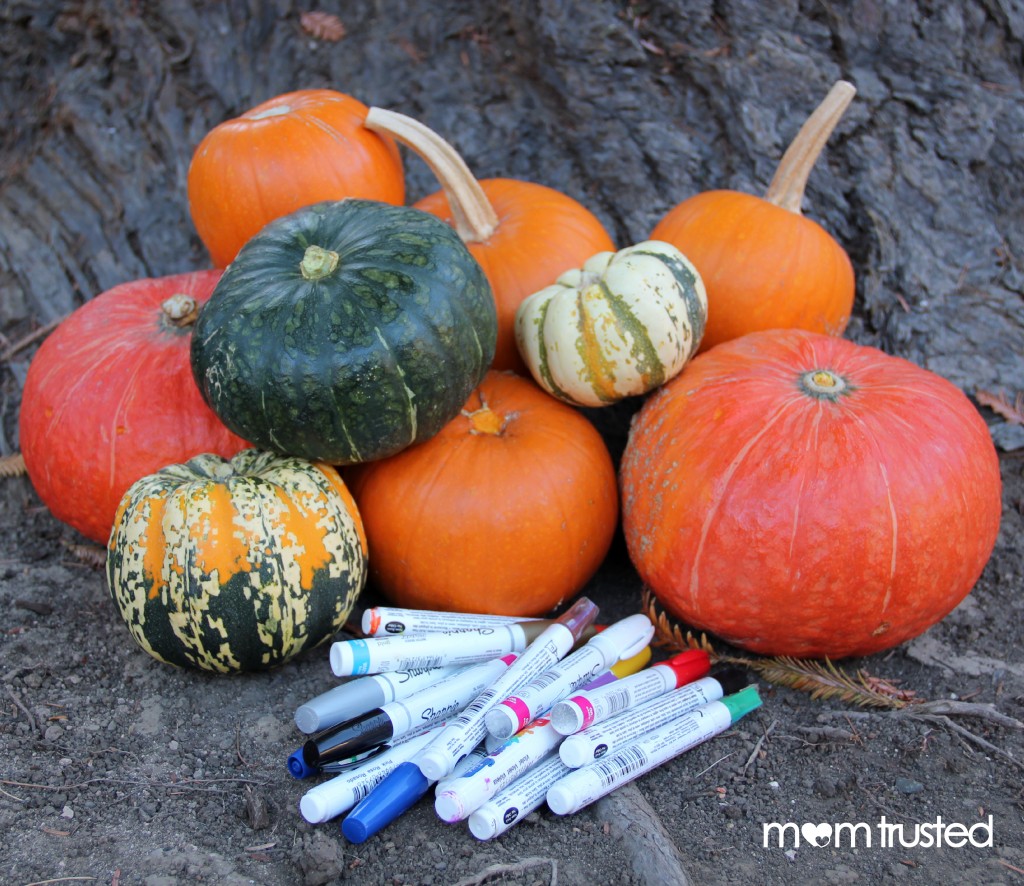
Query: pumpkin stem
300,245,340,280
364,107,499,244
462,393,507,436
161,294,200,328
800,368,849,398
764,80,856,215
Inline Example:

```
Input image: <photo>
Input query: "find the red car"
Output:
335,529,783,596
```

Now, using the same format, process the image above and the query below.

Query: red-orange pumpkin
620,329,1002,659
345,371,619,617
188,90,405,268
365,108,615,374
19,271,251,544
651,81,856,352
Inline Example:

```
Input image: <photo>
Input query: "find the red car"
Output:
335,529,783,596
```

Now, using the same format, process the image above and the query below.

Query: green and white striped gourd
514,240,707,407
106,449,367,673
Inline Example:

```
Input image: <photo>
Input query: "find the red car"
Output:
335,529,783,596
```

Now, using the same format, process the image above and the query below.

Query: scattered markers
287,604,764,844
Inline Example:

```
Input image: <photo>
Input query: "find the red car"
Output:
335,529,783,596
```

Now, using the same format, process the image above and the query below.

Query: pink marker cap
661,649,712,688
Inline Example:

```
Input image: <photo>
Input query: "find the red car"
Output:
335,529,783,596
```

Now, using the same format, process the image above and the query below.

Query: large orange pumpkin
345,371,619,616
19,271,251,544
365,108,615,374
620,329,1002,659
188,90,405,267
651,81,856,352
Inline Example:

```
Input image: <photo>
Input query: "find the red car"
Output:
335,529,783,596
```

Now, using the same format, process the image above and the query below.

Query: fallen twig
743,719,777,773
0,317,63,362
906,713,1024,770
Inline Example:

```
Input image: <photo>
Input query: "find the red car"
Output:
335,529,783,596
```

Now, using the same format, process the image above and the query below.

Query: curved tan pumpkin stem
764,80,856,214
365,107,499,243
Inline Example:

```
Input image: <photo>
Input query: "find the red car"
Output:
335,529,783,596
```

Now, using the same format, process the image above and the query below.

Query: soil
2,2,1023,885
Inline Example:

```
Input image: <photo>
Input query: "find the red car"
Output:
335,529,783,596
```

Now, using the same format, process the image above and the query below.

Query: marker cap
664,649,712,688
340,761,431,843
294,679,386,735
609,644,652,679
721,685,762,722
287,747,318,780
549,697,591,736
556,597,599,641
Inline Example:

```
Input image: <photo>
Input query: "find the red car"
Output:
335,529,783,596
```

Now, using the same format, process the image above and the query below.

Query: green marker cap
721,685,762,723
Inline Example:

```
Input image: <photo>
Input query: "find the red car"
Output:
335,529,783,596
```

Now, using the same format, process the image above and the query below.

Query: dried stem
365,107,499,243
764,80,856,214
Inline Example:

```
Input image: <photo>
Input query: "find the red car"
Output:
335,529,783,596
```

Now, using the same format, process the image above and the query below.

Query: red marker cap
660,649,711,688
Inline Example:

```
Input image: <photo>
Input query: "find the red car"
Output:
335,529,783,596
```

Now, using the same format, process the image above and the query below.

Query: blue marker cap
341,761,432,843
287,746,318,780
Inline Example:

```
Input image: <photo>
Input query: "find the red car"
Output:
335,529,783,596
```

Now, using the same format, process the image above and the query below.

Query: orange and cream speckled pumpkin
106,449,367,672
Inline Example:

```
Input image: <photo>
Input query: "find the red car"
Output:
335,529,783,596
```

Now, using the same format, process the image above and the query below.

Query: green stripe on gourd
106,449,368,673
514,240,708,408
190,200,496,464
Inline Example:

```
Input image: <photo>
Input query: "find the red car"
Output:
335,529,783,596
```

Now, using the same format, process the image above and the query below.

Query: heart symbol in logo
801,822,833,847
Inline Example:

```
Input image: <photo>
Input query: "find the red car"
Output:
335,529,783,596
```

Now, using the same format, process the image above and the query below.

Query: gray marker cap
294,680,388,734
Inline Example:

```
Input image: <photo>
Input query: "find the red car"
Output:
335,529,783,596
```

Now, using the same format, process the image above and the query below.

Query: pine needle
0,453,27,478
641,588,917,710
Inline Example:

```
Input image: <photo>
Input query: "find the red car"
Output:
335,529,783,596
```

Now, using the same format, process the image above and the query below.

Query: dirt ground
2,2,1024,885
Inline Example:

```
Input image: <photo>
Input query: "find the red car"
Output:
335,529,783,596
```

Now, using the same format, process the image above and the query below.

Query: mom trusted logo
763,815,994,849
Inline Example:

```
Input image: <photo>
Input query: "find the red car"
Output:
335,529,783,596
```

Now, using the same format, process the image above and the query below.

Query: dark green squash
190,199,497,463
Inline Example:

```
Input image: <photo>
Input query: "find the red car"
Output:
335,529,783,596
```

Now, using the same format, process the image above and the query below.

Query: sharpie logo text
763,815,994,849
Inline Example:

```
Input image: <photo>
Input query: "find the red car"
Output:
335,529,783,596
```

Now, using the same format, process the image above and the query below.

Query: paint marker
547,685,762,815
467,753,573,841
362,606,541,637
330,620,555,677
415,596,600,781
484,613,654,740
288,743,384,780
304,655,517,766
435,716,563,822
558,669,748,769
341,760,433,843
294,664,462,734
481,646,652,753
550,649,710,736
299,726,442,824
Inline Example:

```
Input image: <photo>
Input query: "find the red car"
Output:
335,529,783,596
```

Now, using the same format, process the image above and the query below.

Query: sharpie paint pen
330,620,554,677
435,716,563,822
294,664,462,734
547,686,762,816
341,760,434,843
550,649,710,736
288,744,380,780
415,596,599,781
481,646,652,754
485,613,654,740
304,655,517,766
467,753,573,841
299,726,442,824
558,668,748,769
362,606,540,637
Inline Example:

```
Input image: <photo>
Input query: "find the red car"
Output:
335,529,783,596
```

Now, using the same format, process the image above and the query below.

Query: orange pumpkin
620,329,1002,659
651,81,856,352
18,271,251,544
365,108,615,374
188,90,405,268
346,371,619,616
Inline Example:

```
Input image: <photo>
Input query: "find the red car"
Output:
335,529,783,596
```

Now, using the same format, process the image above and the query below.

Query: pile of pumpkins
18,84,1002,673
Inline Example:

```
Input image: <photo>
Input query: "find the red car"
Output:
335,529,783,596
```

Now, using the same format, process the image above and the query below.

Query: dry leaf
976,389,1024,424
0,453,27,478
300,11,346,42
